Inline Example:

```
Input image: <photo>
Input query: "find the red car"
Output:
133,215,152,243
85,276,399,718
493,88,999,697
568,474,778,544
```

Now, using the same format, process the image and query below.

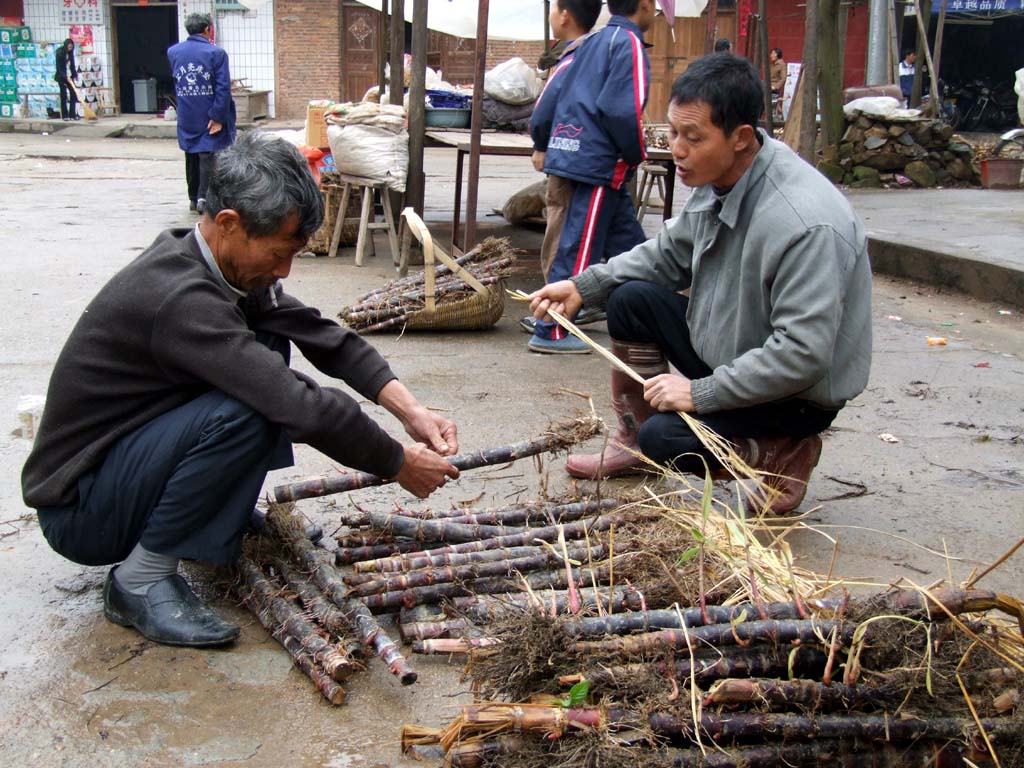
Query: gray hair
205,132,325,240
184,13,213,36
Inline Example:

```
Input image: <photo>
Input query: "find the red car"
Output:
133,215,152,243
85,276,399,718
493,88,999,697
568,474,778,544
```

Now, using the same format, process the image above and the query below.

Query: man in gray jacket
530,54,872,513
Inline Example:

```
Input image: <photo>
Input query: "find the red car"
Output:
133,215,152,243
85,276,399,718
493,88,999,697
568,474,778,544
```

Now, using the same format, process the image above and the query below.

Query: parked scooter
994,127,1024,156
922,79,960,128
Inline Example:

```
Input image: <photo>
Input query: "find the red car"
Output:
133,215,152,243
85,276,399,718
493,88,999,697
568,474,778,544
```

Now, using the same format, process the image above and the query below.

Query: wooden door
645,11,737,122
430,30,476,87
341,1,381,102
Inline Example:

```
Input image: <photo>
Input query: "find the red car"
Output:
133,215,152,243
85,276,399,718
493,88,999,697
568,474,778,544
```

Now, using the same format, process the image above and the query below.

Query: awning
931,0,1023,11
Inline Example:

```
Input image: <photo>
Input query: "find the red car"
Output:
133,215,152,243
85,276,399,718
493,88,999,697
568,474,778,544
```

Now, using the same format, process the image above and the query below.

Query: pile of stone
821,111,978,189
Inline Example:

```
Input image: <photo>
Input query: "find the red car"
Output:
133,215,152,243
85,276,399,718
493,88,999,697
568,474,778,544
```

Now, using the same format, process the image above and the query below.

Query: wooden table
427,130,676,250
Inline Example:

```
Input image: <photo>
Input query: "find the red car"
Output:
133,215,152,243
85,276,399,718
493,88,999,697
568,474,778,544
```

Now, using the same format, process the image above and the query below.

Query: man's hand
529,279,583,323
644,373,695,413
401,405,458,456
208,119,223,135
531,150,546,173
394,443,459,499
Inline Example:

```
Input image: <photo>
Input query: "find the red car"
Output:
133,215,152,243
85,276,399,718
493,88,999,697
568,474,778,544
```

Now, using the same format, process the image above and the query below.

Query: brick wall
275,0,342,119
486,40,547,71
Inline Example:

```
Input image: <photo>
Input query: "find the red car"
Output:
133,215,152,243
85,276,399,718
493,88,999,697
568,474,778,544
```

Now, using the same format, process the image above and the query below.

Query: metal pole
463,0,489,251
407,0,428,216
865,0,889,85
389,0,405,107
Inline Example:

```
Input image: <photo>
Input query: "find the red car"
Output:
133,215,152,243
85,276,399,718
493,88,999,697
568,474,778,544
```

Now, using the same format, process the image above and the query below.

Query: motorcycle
958,78,1019,132
922,79,960,128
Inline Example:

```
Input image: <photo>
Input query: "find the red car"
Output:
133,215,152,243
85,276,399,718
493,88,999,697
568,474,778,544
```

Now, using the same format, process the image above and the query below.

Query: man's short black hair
608,0,640,15
557,0,602,31
714,38,732,53
902,49,916,60
669,53,763,137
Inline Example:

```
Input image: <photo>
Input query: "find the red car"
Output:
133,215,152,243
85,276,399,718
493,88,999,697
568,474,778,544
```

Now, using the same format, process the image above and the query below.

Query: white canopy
345,1,708,42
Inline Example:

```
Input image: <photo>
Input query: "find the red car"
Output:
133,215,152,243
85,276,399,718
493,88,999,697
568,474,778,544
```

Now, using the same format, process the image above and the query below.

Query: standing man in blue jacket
168,13,236,214
528,0,660,354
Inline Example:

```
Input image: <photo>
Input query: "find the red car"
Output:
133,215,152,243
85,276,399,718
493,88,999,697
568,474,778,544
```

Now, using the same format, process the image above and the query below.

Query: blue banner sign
932,0,1023,11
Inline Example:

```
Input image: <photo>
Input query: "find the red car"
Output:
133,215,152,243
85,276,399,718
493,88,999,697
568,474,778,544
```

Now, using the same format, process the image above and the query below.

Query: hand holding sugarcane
395,443,459,499
528,279,584,323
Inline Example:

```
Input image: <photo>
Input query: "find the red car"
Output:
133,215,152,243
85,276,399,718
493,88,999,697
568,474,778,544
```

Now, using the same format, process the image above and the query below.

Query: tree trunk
910,0,932,108
797,0,820,163
817,0,843,162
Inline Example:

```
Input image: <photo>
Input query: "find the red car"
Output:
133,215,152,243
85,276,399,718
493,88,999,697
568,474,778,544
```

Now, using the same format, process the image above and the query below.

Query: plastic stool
636,161,668,221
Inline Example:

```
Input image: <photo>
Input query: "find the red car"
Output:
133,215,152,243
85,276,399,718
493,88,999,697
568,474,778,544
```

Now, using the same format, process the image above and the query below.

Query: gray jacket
573,132,872,415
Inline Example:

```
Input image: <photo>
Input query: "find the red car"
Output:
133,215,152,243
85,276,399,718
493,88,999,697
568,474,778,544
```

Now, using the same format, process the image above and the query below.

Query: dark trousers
185,151,214,205
38,335,294,567
534,180,645,341
607,281,839,473
57,76,78,119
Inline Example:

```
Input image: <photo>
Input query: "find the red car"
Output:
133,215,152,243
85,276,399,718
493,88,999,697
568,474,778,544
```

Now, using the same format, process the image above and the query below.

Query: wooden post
887,0,900,85
932,0,949,117
912,0,940,116
463,0,489,251
378,0,388,96
407,0,428,217
818,0,844,161
704,0,720,55
389,0,405,107
757,0,772,133
797,0,819,163
910,0,932,108
543,0,551,53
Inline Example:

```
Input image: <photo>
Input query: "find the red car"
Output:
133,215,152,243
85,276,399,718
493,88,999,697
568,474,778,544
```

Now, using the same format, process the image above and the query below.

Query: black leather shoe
103,570,240,647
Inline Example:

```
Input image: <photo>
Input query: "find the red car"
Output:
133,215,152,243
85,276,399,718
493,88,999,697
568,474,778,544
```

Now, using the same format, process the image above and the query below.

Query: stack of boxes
0,25,32,118
13,40,59,119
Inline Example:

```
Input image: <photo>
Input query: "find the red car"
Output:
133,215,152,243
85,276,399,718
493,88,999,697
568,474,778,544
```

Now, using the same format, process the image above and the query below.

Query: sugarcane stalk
412,637,501,655
442,737,524,768
273,558,364,660
456,583,648,623
569,618,853,657
442,498,620,527
273,417,602,502
400,617,469,642
266,507,417,685
346,544,558,583
336,539,442,565
561,598,844,637
666,740,971,768
559,645,829,689
344,509,525,543
238,557,356,682
346,543,607,596
704,677,901,711
276,628,347,705
334,531,398,547
361,564,612,612
352,513,621,574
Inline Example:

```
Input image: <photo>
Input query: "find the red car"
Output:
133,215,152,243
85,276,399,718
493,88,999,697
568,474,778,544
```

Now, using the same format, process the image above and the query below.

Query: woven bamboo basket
398,209,505,332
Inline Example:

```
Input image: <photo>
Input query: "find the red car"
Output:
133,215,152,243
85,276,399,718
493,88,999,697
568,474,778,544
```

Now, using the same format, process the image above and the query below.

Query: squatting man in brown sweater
22,132,459,648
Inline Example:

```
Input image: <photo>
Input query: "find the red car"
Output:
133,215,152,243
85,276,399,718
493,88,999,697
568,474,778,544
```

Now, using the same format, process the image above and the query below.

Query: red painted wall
763,0,870,89
0,0,24,23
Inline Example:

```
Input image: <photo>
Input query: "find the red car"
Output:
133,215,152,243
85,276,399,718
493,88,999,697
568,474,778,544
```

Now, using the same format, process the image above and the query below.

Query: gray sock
114,544,180,596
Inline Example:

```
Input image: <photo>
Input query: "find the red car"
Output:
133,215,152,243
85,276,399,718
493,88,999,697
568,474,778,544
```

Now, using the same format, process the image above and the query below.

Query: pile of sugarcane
338,236,515,332
402,580,1024,767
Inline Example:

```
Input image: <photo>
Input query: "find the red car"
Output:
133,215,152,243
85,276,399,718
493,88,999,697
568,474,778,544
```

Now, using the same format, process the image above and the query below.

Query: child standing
528,0,660,354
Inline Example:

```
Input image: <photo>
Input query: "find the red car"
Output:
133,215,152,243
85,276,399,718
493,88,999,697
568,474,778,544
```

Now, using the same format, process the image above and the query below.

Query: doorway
113,2,178,113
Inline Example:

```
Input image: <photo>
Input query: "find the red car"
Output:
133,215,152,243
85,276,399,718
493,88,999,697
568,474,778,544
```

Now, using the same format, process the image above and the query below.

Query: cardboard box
0,101,20,118
0,86,18,103
305,103,330,148
15,43,38,58
0,28,16,45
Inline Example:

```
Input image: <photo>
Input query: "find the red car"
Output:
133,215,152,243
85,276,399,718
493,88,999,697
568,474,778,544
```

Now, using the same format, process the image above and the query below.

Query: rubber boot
565,341,668,480
724,434,824,515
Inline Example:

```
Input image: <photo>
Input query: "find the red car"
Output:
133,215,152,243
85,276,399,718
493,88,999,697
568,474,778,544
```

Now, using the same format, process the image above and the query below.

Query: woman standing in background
54,38,79,121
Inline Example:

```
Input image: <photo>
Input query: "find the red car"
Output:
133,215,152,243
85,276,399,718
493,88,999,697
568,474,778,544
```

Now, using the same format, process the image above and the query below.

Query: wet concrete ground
1,133,1022,767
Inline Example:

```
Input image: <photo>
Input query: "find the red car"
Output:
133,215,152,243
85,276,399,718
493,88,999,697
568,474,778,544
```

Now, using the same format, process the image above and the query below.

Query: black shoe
196,198,206,214
574,307,607,325
189,200,198,213
103,570,240,647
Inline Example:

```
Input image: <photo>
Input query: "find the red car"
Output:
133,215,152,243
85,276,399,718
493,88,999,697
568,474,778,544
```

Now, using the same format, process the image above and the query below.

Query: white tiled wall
212,1,276,118
22,1,277,119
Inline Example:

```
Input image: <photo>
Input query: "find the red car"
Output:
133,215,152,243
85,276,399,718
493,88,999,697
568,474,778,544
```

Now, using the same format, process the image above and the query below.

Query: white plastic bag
843,96,921,122
328,123,409,193
1015,67,1024,125
484,57,542,105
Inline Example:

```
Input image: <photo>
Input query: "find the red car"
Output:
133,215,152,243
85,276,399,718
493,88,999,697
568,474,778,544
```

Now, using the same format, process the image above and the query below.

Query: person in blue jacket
528,0,659,354
167,13,236,214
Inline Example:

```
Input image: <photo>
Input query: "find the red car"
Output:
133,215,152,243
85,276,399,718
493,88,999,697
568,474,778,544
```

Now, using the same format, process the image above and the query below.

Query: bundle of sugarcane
402,583,1024,767
337,236,515,333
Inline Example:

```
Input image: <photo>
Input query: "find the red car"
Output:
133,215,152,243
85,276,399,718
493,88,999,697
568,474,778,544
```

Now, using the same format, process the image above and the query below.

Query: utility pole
865,0,889,85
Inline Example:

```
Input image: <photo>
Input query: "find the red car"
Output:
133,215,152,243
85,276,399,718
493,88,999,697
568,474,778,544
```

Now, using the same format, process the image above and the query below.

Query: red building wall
761,0,869,89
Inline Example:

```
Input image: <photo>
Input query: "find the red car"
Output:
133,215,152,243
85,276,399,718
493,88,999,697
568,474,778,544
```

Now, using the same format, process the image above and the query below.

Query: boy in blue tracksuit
528,0,659,354
167,13,236,214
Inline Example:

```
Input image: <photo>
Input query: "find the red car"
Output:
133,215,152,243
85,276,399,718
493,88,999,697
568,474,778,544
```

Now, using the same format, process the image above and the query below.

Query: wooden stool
328,176,403,271
635,161,668,221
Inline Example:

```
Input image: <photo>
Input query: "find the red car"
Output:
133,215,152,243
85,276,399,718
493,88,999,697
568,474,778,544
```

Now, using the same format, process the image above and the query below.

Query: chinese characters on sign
932,0,1023,10
69,25,94,54
60,0,103,26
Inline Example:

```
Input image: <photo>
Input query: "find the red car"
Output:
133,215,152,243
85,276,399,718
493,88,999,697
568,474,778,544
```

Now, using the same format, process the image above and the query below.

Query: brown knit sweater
23,228,403,509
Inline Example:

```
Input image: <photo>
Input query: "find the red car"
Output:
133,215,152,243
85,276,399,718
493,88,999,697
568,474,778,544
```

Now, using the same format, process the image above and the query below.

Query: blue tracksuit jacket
539,16,651,189
167,34,236,154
